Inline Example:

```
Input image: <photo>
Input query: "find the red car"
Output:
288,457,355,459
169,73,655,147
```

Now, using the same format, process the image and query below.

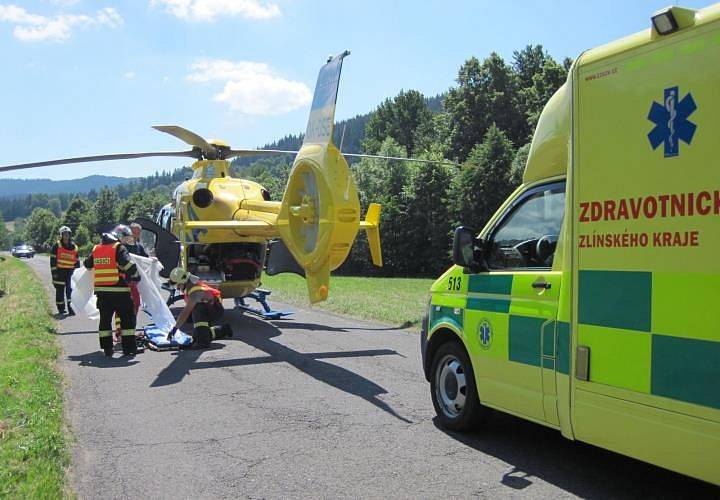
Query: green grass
0,256,70,498
261,273,435,327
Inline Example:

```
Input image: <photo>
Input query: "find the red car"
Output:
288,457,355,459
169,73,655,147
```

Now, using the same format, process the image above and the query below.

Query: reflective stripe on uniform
99,330,112,338
121,329,135,337
95,269,119,275
53,281,65,285
95,286,131,292
194,321,210,328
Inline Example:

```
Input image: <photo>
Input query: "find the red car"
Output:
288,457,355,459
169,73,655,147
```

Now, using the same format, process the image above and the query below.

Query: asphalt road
23,255,719,499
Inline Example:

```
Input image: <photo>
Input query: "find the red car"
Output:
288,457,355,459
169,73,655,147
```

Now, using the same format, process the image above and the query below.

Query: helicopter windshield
192,164,218,179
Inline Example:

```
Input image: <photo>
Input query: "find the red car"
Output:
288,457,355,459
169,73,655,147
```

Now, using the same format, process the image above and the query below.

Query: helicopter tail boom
182,220,279,237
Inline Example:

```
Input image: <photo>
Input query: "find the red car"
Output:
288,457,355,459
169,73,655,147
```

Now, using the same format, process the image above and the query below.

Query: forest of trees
0,45,568,277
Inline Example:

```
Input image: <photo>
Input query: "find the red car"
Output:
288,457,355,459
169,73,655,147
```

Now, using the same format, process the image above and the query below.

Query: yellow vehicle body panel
571,4,720,484
426,4,720,485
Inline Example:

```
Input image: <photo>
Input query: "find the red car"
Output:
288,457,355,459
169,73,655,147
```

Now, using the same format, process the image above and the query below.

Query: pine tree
87,188,121,236
454,125,516,229
404,157,455,275
510,143,531,187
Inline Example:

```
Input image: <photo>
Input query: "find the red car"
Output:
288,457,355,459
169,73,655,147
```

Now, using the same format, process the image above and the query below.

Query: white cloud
0,5,122,42
124,71,136,79
187,59,311,115
150,0,280,22
50,0,81,6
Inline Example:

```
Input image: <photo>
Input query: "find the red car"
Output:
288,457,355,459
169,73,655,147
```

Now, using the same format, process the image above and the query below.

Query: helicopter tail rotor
277,51,382,304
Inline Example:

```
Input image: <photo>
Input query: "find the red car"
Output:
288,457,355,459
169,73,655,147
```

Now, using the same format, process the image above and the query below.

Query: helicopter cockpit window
140,230,158,257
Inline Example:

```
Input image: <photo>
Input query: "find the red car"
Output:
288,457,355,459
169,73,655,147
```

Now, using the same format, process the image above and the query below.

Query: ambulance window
486,182,565,270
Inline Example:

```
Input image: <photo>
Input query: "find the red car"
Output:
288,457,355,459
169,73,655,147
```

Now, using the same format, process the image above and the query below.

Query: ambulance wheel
430,340,484,431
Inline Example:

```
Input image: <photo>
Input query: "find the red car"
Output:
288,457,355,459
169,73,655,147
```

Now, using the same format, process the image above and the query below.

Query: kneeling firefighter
84,231,141,357
167,267,232,348
50,226,79,315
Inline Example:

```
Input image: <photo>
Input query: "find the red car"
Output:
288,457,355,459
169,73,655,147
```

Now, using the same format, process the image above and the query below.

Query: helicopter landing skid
234,289,292,320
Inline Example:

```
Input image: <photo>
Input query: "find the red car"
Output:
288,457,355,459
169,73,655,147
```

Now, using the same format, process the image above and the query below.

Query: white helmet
113,224,132,239
169,267,189,285
59,226,71,235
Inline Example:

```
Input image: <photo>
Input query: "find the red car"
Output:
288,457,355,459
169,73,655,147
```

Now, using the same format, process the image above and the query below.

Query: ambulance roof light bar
652,7,679,35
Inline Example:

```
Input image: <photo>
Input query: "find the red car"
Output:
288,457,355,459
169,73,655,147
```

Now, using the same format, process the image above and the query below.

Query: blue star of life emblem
647,86,697,158
478,319,492,349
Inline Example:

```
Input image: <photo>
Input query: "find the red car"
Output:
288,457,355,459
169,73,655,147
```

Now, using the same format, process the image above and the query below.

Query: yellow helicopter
0,52,382,310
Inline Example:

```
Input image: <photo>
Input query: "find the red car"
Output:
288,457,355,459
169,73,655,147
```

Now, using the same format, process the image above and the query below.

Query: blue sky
0,0,711,180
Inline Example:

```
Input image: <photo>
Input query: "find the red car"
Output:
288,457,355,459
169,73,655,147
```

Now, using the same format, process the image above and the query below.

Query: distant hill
0,175,135,198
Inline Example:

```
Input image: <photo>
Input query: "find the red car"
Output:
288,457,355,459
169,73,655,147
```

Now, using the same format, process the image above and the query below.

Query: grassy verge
261,273,435,327
0,256,70,498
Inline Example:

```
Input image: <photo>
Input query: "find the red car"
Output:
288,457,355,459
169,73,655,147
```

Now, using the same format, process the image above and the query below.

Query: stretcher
143,324,192,351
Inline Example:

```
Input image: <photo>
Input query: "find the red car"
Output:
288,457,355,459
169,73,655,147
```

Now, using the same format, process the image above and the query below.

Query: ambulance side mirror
452,226,487,273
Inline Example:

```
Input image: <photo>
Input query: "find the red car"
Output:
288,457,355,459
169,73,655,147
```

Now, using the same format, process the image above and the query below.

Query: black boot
67,305,75,316
121,335,137,356
220,324,233,339
192,330,212,349
99,336,113,357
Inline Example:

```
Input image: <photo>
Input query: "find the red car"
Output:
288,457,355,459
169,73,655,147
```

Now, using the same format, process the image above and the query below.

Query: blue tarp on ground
144,324,192,348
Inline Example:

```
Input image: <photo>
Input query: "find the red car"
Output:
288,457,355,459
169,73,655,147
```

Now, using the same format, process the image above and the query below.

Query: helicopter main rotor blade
153,125,213,152
342,153,460,167
0,150,200,173
226,149,298,158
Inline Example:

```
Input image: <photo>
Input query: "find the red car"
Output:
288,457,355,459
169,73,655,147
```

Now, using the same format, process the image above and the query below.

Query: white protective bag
70,267,99,320
70,255,175,332
130,255,175,332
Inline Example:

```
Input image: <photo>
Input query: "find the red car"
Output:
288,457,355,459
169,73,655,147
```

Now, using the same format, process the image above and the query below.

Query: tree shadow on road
433,412,719,498
150,312,411,423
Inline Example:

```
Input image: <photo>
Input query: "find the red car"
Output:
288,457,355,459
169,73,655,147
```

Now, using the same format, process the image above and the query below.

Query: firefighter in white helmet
50,226,79,315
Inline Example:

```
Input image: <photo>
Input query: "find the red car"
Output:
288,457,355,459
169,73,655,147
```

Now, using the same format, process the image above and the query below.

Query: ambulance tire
430,340,485,432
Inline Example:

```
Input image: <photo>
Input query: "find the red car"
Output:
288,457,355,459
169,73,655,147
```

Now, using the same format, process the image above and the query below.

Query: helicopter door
132,217,180,279
266,239,305,277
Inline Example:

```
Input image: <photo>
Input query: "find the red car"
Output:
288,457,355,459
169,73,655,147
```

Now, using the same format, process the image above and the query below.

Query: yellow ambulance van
420,4,720,485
